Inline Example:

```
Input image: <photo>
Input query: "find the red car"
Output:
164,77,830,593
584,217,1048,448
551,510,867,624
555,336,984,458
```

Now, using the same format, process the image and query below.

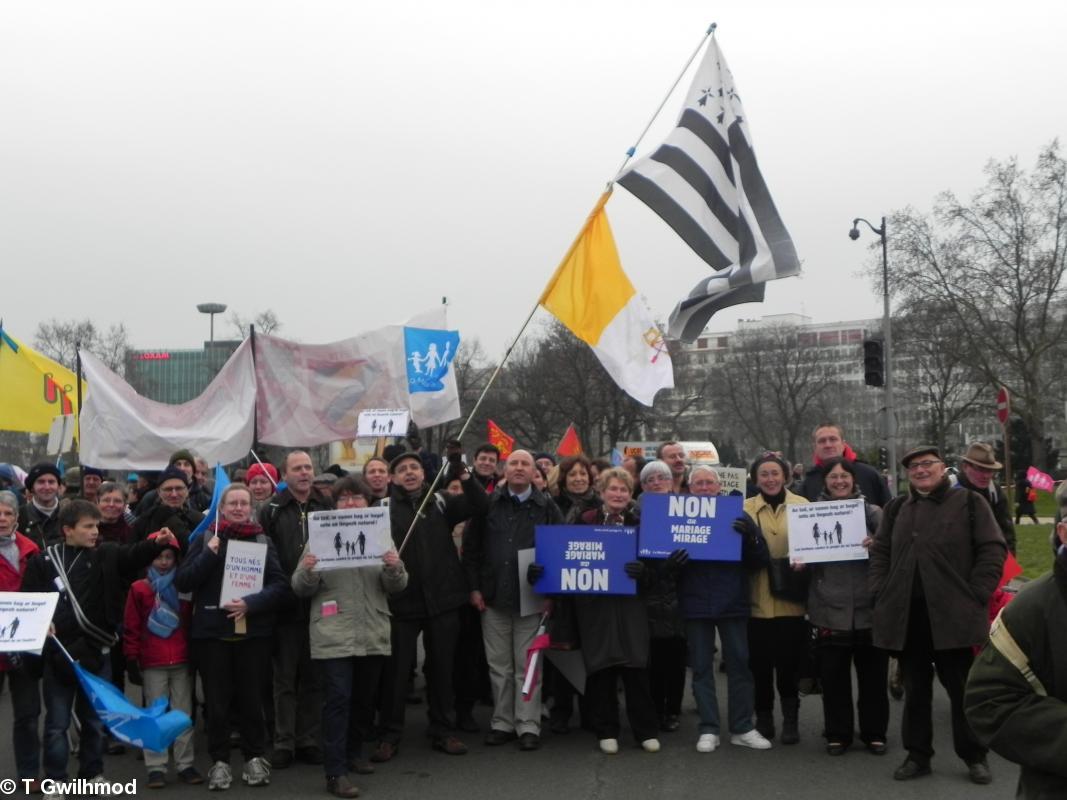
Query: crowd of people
0,423,1062,798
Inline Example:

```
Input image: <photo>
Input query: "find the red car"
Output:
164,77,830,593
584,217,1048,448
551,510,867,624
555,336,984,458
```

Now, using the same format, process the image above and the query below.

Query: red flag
487,419,515,459
556,423,583,457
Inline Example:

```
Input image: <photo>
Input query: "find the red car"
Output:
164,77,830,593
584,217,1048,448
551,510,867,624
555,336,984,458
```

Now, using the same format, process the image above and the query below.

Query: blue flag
403,327,460,393
189,464,231,542
73,662,192,751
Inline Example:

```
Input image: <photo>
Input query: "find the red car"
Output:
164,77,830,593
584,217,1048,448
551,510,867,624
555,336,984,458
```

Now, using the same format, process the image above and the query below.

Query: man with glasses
956,442,1016,554
869,446,1007,785
132,465,205,547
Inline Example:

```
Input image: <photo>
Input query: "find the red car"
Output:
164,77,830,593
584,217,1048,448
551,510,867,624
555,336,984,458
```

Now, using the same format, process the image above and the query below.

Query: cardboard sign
713,467,748,496
0,592,59,654
533,525,636,596
220,540,267,605
787,499,869,564
638,493,742,561
357,408,410,438
308,507,392,570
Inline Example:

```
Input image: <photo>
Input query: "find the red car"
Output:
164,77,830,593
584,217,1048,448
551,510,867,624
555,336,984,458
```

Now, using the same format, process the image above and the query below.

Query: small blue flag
189,464,230,542
73,662,192,751
610,448,623,466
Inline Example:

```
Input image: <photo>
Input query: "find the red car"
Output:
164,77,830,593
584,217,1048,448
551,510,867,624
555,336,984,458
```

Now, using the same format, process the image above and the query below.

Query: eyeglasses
160,486,188,494
642,474,670,484
906,460,942,471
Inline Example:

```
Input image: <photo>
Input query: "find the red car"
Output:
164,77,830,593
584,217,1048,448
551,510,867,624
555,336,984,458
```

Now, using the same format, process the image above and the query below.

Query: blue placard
533,525,637,596
637,494,743,561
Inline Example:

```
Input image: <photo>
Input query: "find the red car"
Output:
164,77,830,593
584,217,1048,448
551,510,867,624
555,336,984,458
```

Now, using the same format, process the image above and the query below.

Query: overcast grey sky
3,1,1065,357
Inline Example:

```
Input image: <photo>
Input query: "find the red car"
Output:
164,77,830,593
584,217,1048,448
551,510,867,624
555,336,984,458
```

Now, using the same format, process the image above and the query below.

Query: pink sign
1026,465,1055,493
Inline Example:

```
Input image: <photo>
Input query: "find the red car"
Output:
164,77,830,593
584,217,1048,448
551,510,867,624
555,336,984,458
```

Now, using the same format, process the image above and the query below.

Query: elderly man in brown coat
869,445,1007,786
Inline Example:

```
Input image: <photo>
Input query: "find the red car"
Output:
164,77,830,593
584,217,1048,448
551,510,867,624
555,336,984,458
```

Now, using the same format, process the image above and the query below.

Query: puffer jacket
291,543,408,659
123,578,192,669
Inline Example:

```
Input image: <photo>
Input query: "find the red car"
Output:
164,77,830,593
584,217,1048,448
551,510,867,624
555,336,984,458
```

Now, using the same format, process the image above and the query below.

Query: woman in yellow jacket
738,453,809,746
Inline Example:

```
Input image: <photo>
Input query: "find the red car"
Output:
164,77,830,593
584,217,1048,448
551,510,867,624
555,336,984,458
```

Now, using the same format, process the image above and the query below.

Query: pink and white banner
1025,465,1055,493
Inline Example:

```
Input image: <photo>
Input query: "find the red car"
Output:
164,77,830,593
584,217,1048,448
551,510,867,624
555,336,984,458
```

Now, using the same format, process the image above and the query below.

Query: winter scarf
147,566,181,638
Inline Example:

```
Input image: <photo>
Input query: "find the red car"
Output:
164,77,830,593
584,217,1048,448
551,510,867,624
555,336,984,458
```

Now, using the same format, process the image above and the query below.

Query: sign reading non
787,499,869,564
357,408,410,438
0,592,59,654
220,540,267,606
308,507,393,570
533,525,636,596
638,493,742,561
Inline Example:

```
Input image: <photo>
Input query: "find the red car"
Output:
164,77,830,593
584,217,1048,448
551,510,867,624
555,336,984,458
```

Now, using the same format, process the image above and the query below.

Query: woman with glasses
176,483,287,791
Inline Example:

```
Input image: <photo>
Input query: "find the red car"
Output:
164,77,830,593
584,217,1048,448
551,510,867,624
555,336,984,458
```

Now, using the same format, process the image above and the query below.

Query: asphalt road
0,671,1018,800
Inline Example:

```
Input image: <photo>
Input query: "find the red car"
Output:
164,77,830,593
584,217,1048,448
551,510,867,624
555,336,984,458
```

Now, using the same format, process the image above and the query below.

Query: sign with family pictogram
308,507,392,570
787,499,869,563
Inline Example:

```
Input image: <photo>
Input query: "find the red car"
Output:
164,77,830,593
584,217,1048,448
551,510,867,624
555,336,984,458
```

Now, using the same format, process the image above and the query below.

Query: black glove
624,560,645,579
732,515,758,538
526,563,545,585
666,549,689,568
126,660,143,687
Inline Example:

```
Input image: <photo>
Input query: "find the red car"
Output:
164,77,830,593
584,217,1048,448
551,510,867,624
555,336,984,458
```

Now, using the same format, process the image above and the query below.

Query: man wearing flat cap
956,442,1016,553
869,445,1007,785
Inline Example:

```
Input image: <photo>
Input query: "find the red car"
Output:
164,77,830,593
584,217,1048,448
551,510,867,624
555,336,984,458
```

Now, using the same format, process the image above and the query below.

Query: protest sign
638,493,742,561
220,540,267,605
787,499,868,564
308,507,393,570
0,592,59,653
533,525,636,596
714,467,748,496
357,408,410,439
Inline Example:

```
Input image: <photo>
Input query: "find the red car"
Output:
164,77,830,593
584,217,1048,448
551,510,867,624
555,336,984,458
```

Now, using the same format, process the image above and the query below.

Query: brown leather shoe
432,735,468,755
326,775,360,798
369,742,397,763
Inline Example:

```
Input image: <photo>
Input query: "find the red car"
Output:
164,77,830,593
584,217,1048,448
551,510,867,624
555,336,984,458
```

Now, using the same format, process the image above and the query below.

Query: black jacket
132,502,205,548
463,485,563,613
174,531,288,640
956,471,1017,554
17,503,61,549
801,459,890,507
387,476,487,620
258,488,333,622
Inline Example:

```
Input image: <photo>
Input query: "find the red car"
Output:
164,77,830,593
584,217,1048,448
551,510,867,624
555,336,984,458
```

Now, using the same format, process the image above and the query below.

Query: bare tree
882,141,1067,466
229,309,282,338
33,319,130,375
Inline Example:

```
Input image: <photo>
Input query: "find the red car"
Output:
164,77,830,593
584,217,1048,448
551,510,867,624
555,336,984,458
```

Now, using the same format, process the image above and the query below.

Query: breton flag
540,191,673,406
617,35,800,342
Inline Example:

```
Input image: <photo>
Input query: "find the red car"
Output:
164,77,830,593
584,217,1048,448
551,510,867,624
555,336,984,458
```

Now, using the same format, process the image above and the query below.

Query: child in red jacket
123,531,201,788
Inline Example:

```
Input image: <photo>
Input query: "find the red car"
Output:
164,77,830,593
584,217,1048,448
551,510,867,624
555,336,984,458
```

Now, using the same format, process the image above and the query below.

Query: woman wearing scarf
96,482,133,545
175,484,288,792
552,456,599,523
123,532,200,787
739,452,810,745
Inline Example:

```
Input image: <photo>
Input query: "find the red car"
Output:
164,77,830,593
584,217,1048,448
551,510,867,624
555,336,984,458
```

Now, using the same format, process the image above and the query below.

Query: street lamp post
196,303,228,347
850,216,897,495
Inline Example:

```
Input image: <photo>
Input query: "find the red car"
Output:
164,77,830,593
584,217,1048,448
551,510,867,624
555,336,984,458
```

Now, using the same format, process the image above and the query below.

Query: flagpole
75,344,83,466
610,22,716,182
248,449,279,489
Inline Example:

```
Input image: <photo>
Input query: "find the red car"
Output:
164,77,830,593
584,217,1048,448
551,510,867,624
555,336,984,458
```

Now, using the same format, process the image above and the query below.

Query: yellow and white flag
540,191,673,406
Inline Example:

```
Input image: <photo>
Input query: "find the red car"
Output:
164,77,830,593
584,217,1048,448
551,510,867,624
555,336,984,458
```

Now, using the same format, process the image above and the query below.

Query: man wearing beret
869,446,1007,785
372,451,488,761
17,463,64,548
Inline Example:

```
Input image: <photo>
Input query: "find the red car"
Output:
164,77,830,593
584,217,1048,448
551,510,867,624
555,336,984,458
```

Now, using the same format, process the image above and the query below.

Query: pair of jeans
318,656,385,778
686,617,756,735
10,666,42,779
43,653,108,780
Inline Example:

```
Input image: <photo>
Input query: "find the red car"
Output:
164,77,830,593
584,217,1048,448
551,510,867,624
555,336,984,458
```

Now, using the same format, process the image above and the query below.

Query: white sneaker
641,738,661,753
242,756,271,787
696,733,720,753
598,738,619,754
731,729,773,750
208,761,233,791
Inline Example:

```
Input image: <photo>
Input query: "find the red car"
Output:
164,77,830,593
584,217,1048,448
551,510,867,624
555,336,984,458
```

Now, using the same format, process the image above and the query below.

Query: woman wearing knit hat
739,452,810,745
245,463,279,515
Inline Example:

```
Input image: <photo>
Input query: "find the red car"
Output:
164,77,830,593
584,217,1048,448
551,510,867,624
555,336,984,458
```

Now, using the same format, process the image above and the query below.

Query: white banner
220,540,267,605
356,408,409,438
255,308,460,447
308,507,392,570
79,341,256,470
0,592,59,654
787,499,869,564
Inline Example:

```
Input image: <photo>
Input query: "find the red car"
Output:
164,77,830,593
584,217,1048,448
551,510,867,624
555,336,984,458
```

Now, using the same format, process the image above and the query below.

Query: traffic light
863,339,885,387
878,447,888,470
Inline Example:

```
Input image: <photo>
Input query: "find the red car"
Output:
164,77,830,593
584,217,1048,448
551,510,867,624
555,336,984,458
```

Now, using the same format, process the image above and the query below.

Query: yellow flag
0,327,81,434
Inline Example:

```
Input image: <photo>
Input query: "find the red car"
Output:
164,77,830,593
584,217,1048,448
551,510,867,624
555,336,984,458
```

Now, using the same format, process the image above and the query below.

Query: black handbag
767,557,810,604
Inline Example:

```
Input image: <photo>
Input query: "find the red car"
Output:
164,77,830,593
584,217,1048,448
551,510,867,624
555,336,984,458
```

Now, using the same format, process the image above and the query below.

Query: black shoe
967,761,993,785
178,766,205,785
455,710,480,733
518,733,541,751
432,735,468,755
893,758,932,781
660,714,681,733
369,742,397,763
826,742,848,756
549,717,570,735
147,770,166,789
296,746,324,765
866,741,888,756
270,748,294,769
484,729,518,746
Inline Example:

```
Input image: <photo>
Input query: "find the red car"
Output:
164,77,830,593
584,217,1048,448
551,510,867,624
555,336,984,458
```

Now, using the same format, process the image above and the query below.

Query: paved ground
0,671,1019,800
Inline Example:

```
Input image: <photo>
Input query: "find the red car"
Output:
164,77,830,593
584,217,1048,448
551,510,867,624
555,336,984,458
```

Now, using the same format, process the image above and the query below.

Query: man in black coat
955,441,1017,554
17,463,63,548
799,423,890,505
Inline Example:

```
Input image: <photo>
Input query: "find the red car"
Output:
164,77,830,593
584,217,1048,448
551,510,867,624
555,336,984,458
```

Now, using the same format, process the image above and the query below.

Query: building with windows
125,341,241,403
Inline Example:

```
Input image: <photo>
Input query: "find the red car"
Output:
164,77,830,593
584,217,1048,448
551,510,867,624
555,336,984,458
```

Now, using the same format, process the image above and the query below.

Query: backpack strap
988,607,1047,696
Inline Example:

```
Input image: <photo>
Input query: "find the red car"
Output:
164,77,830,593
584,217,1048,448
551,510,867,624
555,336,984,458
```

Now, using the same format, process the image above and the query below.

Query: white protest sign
357,408,410,438
220,540,267,605
711,466,747,496
308,507,392,570
0,592,59,653
787,499,869,564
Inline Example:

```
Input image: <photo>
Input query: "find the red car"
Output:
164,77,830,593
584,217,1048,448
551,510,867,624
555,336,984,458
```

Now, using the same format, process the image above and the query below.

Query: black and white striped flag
617,35,800,342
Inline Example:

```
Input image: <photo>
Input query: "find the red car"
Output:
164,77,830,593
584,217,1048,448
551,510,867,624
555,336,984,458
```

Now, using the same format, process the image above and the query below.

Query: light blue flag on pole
73,662,192,751
189,463,230,542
